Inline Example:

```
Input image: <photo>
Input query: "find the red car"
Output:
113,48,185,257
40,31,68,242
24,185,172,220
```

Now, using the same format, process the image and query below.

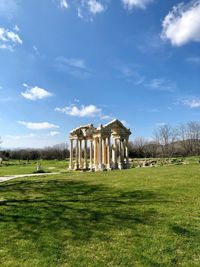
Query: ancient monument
69,119,131,171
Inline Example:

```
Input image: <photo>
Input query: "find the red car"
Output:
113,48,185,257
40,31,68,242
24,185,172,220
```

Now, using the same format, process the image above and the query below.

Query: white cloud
100,115,114,120
18,121,59,130
63,58,87,69
77,7,83,18
145,78,176,92
33,45,40,56
122,0,153,10
5,133,36,140
182,98,200,108
49,131,60,136
0,26,22,51
7,31,22,44
56,57,90,78
13,25,19,32
88,0,105,14
60,0,69,9
55,104,101,117
161,1,200,46
115,63,145,85
21,84,52,100
186,56,200,64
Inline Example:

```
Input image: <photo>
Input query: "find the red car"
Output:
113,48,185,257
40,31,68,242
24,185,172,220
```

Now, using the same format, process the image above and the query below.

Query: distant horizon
0,0,200,148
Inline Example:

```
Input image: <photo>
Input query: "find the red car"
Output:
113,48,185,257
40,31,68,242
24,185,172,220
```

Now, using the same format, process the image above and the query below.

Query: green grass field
0,160,68,176
0,162,200,266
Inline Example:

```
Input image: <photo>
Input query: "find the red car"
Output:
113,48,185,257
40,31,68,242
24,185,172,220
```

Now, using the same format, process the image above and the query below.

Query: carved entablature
70,124,95,139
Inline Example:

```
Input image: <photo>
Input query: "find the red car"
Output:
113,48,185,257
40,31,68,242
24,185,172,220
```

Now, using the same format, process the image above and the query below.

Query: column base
79,164,83,170
89,163,93,169
118,162,123,170
74,163,79,170
94,164,99,171
68,165,73,171
106,164,112,171
83,163,88,170
98,164,104,171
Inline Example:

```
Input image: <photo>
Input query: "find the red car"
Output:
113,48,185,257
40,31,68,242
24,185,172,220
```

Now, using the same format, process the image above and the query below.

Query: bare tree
179,121,200,155
133,137,147,157
154,124,178,157
144,141,160,157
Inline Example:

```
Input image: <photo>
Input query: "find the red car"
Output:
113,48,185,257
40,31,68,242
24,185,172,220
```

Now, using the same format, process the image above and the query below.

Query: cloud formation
21,84,52,100
0,26,22,51
116,63,145,85
145,78,176,92
161,0,200,46
182,98,200,108
49,131,60,136
88,0,105,14
56,57,91,78
55,104,101,117
58,0,105,19
58,0,153,19
60,0,69,9
18,121,59,130
122,0,153,10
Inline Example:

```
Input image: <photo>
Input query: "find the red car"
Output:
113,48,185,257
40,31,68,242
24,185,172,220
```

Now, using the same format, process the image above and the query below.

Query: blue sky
0,0,200,148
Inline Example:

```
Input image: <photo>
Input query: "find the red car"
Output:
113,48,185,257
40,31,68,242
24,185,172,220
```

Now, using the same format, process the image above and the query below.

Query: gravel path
0,172,60,183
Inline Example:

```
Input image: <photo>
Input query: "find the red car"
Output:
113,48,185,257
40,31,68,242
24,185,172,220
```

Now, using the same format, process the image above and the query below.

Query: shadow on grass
171,224,199,238
0,180,163,239
0,178,167,264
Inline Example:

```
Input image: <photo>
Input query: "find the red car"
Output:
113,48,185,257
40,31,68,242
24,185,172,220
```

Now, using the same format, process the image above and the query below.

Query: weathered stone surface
69,119,131,171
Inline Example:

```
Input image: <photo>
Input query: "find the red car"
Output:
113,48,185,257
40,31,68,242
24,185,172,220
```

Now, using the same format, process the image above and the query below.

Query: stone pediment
103,119,131,137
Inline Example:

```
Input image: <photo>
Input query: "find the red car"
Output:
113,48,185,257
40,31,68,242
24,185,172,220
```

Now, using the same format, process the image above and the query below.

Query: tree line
129,121,200,158
0,121,200,160
0,143,69,161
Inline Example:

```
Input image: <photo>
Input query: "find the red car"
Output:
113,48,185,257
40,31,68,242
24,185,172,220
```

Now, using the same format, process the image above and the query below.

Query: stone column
83,139,88,169
78,139,82,169
89,139,93,170
121,139,125,168
107,136,111,170
125,137,130,168
74,139,79,170
113,138,118,169
104,139,107,166
98,136,103,170
118,138,123,169
102,138,106,169
94,138,98,171
69,139,73,170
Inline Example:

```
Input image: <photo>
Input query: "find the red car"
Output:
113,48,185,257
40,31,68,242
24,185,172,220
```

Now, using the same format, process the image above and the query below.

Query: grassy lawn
0,160,68,176
0,163,200,266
